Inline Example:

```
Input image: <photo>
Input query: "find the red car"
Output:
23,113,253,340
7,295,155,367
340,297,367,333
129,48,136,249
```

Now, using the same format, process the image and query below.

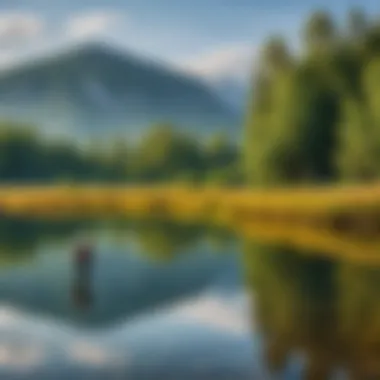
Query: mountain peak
0,41,149,81
0,41,239,141
62,40,128,60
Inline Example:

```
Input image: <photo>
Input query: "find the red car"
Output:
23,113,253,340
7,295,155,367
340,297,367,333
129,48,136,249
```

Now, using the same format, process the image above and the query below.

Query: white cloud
66,11,126,41
178,44,255,82
0,12,44,47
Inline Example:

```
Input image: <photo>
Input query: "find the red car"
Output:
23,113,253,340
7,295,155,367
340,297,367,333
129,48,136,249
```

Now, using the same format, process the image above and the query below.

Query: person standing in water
75,242,94,276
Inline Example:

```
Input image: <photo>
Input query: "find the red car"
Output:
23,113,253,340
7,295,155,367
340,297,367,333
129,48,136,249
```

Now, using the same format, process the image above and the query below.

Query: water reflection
1,216,380,379
0,217,235,265
72,243,95,311
243,240,380,379
0,217,253,380
0,217,96,265
337,264,380,379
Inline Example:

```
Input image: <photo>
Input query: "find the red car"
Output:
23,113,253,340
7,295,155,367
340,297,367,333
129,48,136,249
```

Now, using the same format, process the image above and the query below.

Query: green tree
347,8,368,42
260,36,292,75
204,132,238,175
134,123,203,182
303,11,337,57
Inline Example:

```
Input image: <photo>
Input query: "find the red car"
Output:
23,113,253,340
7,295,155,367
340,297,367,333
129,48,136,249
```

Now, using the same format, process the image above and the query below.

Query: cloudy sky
0,0,378,82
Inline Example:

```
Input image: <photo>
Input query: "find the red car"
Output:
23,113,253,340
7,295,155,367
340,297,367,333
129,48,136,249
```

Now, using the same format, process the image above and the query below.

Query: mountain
209,76,249,114
0,43,239,142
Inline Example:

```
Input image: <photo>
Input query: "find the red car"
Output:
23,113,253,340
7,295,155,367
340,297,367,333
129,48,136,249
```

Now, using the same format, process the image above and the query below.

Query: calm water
0,217,379,379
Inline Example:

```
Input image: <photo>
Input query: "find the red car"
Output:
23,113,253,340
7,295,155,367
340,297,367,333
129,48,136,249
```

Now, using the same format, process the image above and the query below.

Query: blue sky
0,0,379,81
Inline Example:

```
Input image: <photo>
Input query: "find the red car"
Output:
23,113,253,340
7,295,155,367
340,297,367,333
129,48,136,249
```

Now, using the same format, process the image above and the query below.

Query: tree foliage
245,7,380,186
0,122,240,185
243,12,380,376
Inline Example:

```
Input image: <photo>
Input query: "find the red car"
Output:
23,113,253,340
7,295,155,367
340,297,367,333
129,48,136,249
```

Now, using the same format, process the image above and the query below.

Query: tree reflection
0,217,92,264
0,217,225,266
243,240,380,379
337,264,380,379
131,219,204,261
131,220,236,261
203,225,236,251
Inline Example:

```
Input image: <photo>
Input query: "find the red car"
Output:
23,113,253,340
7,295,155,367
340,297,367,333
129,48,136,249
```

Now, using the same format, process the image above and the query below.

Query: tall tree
303,11,337,57
347,8,368,42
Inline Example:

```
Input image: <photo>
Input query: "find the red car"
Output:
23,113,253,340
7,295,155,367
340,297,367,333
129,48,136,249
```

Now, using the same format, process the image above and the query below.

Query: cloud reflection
0,288,255,378
169,292,251,336
0,342,45,370
0,306,20,328
67,341,113,366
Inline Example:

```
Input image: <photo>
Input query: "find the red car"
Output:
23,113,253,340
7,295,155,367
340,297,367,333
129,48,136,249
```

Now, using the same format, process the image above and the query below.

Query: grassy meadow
1,183,380,263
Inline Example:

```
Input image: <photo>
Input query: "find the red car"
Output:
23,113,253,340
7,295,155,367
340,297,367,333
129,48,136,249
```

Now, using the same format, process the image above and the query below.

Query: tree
0,126,43,181
347,8,368,41
260,36,292,75
134,123,203,182
103,137,131,181
245,59,340,185
336,56,380,182
303,11,337,56
204,132,238,170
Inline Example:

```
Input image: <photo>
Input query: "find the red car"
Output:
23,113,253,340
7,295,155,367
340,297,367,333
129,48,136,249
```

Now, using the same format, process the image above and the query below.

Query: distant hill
0,43,239,141
209,76,249,114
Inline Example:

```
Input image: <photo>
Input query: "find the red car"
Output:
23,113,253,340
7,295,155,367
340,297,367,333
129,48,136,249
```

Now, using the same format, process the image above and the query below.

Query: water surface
0,217,379,379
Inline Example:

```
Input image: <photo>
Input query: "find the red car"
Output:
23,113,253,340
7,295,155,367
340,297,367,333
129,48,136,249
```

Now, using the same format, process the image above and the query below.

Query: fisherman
75,242,93,273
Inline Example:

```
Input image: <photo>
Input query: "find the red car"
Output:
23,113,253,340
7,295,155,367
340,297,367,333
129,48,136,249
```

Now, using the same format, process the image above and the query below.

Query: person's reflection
72,243,94,310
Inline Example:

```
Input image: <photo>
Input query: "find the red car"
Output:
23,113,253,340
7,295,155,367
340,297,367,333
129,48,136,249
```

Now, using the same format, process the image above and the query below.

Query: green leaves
303,10,337,57
0,120,241,185
245,7,380,187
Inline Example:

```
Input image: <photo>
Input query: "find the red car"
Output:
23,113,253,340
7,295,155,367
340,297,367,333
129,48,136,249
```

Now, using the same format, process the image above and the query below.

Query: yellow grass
0,183,380,218
1,183,380,263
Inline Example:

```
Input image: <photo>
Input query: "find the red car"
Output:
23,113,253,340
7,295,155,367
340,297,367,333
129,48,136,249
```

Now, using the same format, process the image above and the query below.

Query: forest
245,8,380,187
0,9,379,190
244,9,380,377
0,122,241,185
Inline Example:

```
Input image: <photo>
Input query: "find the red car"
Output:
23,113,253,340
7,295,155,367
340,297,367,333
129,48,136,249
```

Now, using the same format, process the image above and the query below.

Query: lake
0,217,379,379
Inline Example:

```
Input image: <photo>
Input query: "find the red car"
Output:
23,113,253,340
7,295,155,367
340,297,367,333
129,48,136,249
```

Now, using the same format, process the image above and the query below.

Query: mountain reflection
243,241,380,379
1,216,380,379
0,217,238,328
